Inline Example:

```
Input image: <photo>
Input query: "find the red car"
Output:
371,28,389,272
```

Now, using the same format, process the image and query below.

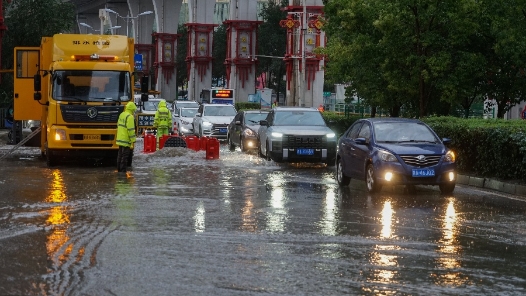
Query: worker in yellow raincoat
116,102,137,172
153,99,172,150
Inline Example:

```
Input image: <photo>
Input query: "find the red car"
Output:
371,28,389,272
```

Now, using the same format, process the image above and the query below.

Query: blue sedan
336,118,456,194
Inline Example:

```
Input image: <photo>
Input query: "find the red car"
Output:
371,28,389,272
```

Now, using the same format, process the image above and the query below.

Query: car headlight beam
271,132,283,138
445,150,456,163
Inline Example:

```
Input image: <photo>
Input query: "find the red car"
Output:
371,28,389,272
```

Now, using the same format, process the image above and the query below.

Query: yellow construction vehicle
13,33,138,166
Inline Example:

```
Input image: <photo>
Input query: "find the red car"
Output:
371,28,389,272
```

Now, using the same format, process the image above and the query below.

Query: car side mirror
442,138,451,145
355,137,367,145
260,120,268,126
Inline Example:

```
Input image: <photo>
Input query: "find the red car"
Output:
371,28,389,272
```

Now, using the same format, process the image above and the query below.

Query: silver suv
192,103,237,139
257,107,337,165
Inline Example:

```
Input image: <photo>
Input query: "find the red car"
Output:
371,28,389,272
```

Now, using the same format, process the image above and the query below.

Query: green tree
176,24,188,96
322,0,516,118
212,24,227,87
257,0,287,97
0,0,75,108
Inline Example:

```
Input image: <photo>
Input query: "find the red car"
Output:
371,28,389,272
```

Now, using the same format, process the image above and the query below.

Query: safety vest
116,112,136,147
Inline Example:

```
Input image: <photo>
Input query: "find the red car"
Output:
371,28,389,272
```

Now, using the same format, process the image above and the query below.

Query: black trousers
117,146,133,172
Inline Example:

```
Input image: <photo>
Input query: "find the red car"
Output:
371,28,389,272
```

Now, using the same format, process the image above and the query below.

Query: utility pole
300,2,307,107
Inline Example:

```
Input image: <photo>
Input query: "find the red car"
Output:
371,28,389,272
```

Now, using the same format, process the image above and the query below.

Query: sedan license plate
412,169,435,177
83,134,100,141
219,128,227,133
296,148,314,155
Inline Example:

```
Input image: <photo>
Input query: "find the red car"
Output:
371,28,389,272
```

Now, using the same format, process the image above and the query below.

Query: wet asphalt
0,133,525,295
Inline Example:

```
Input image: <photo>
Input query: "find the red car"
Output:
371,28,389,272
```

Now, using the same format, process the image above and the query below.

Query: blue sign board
134,54,143,71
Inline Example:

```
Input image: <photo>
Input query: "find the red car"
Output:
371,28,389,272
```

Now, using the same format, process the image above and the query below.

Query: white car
173,107,198,136
192,103,237,139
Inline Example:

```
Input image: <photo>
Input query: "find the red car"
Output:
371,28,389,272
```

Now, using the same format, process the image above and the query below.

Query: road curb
458,174,525,197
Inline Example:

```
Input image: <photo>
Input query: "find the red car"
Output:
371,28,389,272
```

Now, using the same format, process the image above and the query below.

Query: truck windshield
52,70,131,102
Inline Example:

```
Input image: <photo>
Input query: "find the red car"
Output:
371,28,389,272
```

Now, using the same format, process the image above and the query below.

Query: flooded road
0,142,525,295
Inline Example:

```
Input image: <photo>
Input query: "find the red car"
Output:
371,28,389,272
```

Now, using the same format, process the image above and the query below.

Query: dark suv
257,107,337,165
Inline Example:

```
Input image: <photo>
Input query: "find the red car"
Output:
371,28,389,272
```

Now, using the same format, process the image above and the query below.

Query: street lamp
104,9,153,40
80,22,121,34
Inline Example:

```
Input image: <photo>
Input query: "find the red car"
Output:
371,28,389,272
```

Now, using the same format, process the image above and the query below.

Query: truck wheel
46,147,57,167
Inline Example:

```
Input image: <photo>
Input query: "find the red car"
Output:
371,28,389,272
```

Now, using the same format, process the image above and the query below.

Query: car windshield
142,101,159,112
181,108,198,117
204,105,236,116
374,122,438,143
245,112,269,124
177,102,199,109
273,110,326,126
52,70,131,102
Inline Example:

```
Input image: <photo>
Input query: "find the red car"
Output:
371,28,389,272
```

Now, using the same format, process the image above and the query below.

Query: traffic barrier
163,136,187,148
143,133,156,153
183,135,199,151
199,136,208,151
206,137,220,160
159,134,171,149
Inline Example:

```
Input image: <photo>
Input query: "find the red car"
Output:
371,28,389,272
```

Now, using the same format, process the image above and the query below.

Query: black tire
325,157,336,167
257,138,265,158
228,135,235,151
366,163,382,193
336,158,351,186
439,183,456,195
46,147,57,167
265,141,272,161
240,137,246,152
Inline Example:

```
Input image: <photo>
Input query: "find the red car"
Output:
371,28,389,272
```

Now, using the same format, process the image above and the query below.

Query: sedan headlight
326,133,336,139
202,121,212,127
243,129,256,137
378,149,398,162
445,150,456,163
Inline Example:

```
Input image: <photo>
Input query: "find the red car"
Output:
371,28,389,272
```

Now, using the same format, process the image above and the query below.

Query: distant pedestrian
153,99,172,150
272,101,277,108
318,104,325,112
116,102,137,173
522,105,526,119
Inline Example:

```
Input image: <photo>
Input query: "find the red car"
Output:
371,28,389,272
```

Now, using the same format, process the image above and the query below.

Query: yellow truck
13,34,137,166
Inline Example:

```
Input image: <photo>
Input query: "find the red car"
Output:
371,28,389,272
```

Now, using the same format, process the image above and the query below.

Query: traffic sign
134,54,143,71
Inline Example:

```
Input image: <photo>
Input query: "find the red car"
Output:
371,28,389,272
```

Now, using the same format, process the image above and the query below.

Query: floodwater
0,140,525,295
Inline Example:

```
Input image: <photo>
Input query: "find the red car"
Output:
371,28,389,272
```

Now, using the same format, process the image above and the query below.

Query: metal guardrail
0,126,41,160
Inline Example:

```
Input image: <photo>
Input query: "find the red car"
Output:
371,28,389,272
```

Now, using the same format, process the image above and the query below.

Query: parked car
172,100,199,115
335,117,456,194
173,107,198,136
192,103,237,139
227,109,269,152
257,107,337,165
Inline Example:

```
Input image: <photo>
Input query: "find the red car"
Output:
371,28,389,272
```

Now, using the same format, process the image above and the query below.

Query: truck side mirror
141,76,149,93
34,74,41,92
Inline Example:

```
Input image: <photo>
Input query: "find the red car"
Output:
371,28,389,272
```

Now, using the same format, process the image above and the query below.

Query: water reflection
44,170,71,274
367,199,399,285
266,174,288,233
433,199,467,286
320,187,338,236
380,200,394,239
194,201,205,232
